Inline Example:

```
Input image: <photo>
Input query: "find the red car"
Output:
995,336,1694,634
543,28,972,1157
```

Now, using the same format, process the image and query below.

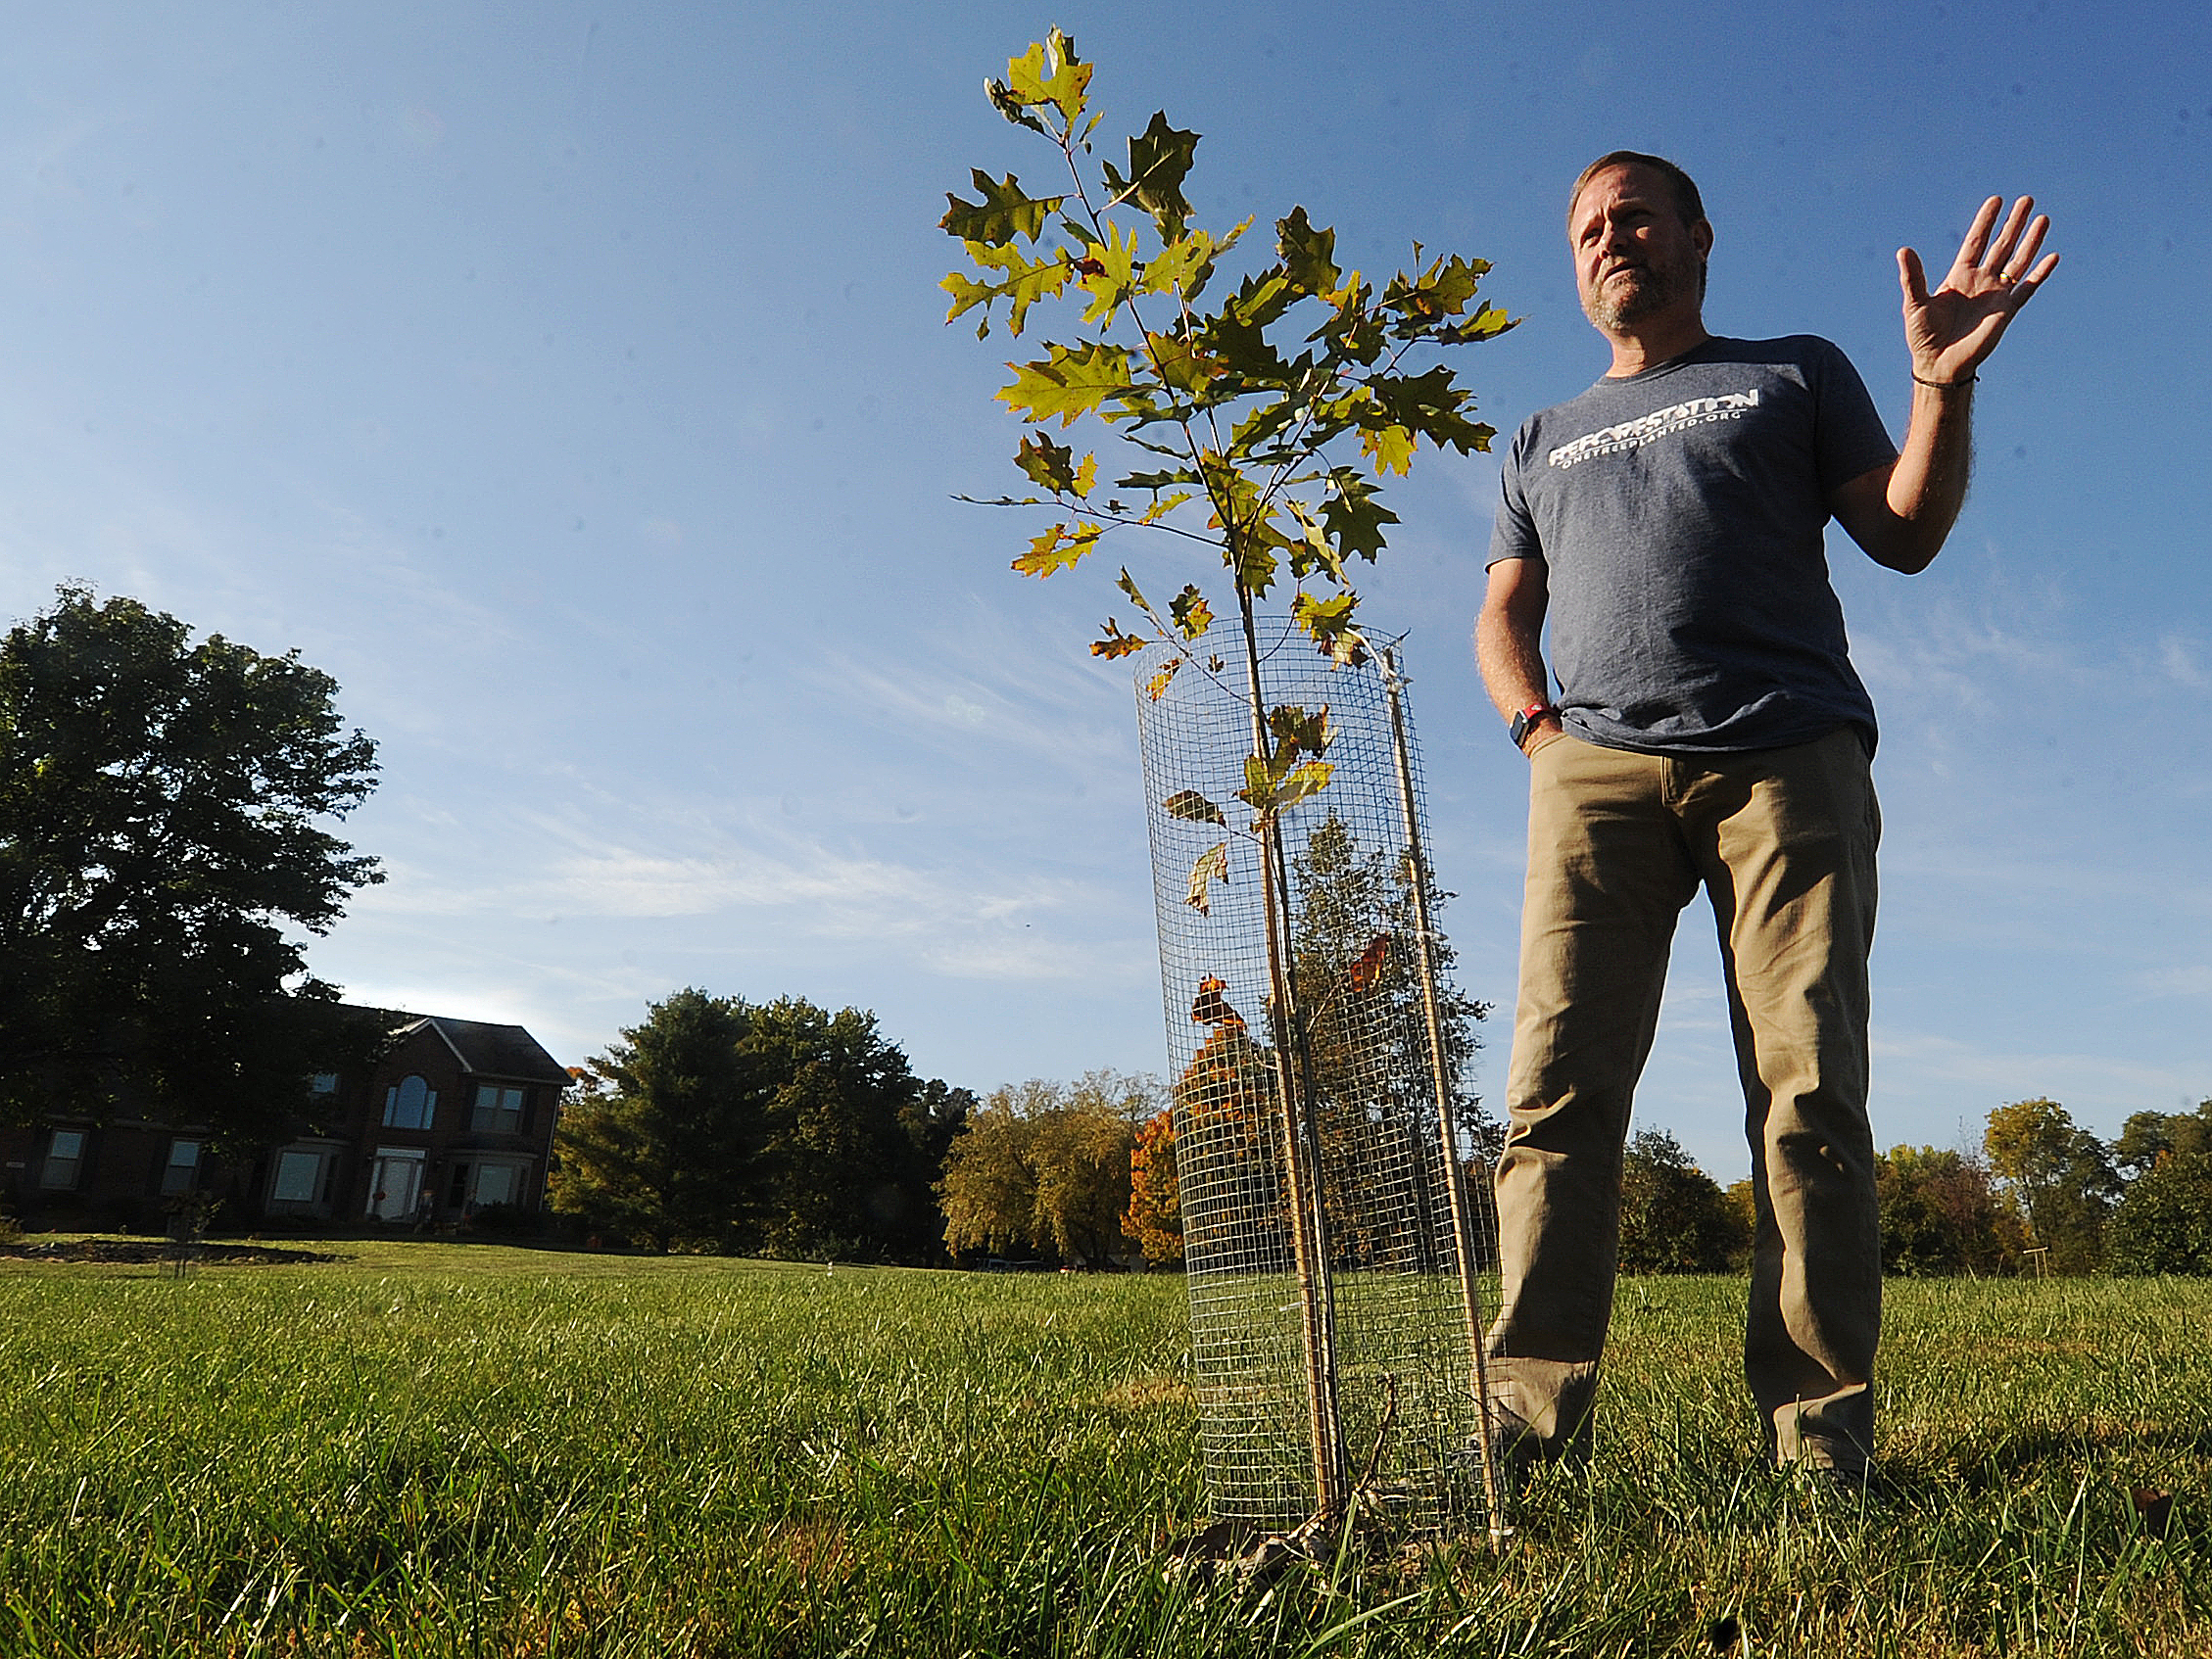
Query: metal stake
1381,643,1506,1545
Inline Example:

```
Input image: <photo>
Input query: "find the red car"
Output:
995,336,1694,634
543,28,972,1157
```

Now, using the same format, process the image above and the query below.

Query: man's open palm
1898,195,2058,384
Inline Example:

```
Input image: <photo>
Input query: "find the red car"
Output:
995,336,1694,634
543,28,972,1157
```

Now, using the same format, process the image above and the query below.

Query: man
1475,153,2056,1479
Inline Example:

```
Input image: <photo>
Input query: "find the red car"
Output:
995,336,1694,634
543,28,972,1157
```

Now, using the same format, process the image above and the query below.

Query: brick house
1,1007,570,1233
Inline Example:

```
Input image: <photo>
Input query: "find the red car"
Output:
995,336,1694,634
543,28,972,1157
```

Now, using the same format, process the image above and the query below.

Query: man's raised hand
1897,195,2058,386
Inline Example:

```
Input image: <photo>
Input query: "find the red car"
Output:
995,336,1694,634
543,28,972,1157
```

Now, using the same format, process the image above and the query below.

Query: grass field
1,1242,2206,1657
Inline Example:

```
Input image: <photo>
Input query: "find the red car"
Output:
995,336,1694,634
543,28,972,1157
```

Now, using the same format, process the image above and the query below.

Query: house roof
347,1005,570,1085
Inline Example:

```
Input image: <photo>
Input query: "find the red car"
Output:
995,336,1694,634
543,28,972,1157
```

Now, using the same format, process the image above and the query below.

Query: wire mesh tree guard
1134,618,1504,1544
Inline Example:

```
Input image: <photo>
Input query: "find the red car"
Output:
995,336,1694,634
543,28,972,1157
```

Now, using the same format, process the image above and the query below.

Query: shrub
1876,1146,2023,1276
1618,1129,1747,1274
2106,1150,2212,1275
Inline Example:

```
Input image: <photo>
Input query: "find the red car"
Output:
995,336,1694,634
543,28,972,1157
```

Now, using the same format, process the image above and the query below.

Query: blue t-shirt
1487,335,1899,755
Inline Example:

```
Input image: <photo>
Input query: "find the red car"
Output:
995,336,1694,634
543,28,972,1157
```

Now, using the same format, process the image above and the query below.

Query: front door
366,1148,426,1221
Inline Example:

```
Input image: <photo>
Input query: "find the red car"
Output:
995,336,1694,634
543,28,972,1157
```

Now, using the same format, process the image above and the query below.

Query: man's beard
1584,254,1701,330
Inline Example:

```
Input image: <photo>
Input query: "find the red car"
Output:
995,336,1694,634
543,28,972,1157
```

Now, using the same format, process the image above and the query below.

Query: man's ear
1693,218,1714,258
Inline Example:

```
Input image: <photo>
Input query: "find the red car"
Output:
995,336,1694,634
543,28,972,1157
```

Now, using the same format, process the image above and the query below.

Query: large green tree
2113,1098,2212,1178
745,998,973,1261
2106,1098,2212,1275
551,989,761,1252
2107,1148,2212,1275
1983,1097,2121,1274
551,989,970,1260
0,586,382,1141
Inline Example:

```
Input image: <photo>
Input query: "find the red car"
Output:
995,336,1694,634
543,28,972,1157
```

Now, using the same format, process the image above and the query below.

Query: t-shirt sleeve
1812,339,1900,497
1485,427,1545,569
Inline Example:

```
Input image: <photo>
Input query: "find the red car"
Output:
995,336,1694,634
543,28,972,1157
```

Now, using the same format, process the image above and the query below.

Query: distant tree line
544,986,2212,1281
1598,1097,2212,1278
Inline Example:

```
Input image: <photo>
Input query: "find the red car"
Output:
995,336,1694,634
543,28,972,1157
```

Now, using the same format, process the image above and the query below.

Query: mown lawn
0,1242,2205,1657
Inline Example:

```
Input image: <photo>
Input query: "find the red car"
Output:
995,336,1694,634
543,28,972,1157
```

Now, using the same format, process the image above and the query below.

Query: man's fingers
1897,246,1930,308
2003,215,2051,283
1981,196,2036,275
1952,195,2003,268
2012,250,2060,301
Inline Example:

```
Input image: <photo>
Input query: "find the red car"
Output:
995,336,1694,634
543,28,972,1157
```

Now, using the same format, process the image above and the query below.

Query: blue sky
4,2,2206,1177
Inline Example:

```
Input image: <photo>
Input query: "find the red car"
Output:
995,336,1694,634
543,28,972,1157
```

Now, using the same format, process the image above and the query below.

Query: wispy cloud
2158,634,2210,688
2134,964,2212,1000
351,802,1126,982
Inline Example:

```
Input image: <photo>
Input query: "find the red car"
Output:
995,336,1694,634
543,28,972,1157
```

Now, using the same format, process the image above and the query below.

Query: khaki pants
1487,726,1882,1472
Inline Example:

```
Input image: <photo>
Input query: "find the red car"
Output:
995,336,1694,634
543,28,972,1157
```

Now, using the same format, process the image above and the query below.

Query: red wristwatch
1510,703,1559,750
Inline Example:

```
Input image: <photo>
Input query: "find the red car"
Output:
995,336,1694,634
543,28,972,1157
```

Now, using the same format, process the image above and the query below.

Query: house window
471,1162,519,1208
382,1074,436,1130
447,1162,471,1208
366,1147,428,1221
160,1139,202,1197
310,1073,339,1096
270,1150,324,1205
40,1130,86,1190
471,1085,526,1133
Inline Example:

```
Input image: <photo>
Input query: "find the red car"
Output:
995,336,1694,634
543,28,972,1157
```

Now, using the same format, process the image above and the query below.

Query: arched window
382,1074,437,1130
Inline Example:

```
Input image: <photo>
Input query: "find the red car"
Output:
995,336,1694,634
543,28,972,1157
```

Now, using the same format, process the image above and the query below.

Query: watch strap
1510,703,1560,749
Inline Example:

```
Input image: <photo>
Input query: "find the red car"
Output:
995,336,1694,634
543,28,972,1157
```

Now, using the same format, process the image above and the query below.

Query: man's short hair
1569,151,1707,229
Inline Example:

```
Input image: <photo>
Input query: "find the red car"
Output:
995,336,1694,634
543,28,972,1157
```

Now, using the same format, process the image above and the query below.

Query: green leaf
1267,702,1332,764
1241,752,1275,803
1118,467,1201,491
1239,758,1334,817
1292,591,1359,655
1185,840,1229,915
1139,229,1213,300
1450,300,1517,343
1138,491,1193,525
1103,111,1200,240
986,77,1052,136
1282,498,1344,582
1144,330,1218,395
940,271,996,334
1169,586,1214,640
939,170,1068,247
1115,567,1150,611
1222,269,1296,333
1322,471,1398,562
1014,433,1095,498
1361,421,1417,476
1004,32,1093,122
1312,277,1383,363
1276,207,1341,299
1380,251,1490,330
942,241,1074,338
1012,522,1102,578
998,341,1134,428
1200,454,1285,597
1074,217,1141,324
1226,530,1278,598
1368,363,1496,455
1163,788,1225,826
1227,397,1302,459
